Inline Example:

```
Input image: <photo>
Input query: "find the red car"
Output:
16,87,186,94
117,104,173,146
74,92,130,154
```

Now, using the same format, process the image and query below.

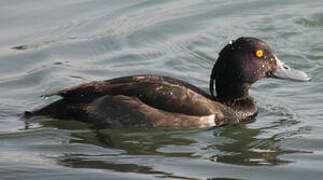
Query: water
0,0,322,179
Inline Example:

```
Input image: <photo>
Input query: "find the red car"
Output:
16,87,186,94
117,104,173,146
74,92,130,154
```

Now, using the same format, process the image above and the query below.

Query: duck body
28,75,256,128
25,37,311,128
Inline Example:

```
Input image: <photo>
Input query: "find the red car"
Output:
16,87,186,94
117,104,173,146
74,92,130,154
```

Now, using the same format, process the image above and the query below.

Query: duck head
210,37,311,100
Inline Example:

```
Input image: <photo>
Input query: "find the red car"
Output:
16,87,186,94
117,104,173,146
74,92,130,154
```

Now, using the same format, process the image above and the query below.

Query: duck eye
256,50,264,58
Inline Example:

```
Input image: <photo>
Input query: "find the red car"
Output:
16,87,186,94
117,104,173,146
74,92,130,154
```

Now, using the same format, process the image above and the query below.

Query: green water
0,0,322,179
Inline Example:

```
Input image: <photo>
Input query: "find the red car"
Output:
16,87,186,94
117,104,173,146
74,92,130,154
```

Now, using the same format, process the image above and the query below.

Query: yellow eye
256,50,263,58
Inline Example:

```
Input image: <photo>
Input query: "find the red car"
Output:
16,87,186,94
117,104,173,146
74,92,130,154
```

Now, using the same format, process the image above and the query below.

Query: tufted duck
24,37,311,128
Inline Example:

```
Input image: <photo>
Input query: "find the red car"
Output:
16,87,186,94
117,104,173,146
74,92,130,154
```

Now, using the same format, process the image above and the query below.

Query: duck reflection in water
37,118,303,178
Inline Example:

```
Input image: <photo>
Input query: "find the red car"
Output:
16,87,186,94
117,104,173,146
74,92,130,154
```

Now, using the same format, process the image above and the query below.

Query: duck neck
216,81,251,103
215,81,257,120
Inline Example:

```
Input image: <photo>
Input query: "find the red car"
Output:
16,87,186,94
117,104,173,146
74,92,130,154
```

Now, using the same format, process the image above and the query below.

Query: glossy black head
210,37,311,100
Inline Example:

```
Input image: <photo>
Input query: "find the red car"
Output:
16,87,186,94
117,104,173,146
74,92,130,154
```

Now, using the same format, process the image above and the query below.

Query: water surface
1,0,323,179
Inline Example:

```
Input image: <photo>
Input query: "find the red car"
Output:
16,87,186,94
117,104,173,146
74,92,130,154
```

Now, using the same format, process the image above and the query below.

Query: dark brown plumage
24,37,311,128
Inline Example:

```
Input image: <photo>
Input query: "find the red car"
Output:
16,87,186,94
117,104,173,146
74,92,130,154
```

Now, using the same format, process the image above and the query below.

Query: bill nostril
283,65,289,70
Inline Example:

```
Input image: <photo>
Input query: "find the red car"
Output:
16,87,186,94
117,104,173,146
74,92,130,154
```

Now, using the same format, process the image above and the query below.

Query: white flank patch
199,114,216,128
